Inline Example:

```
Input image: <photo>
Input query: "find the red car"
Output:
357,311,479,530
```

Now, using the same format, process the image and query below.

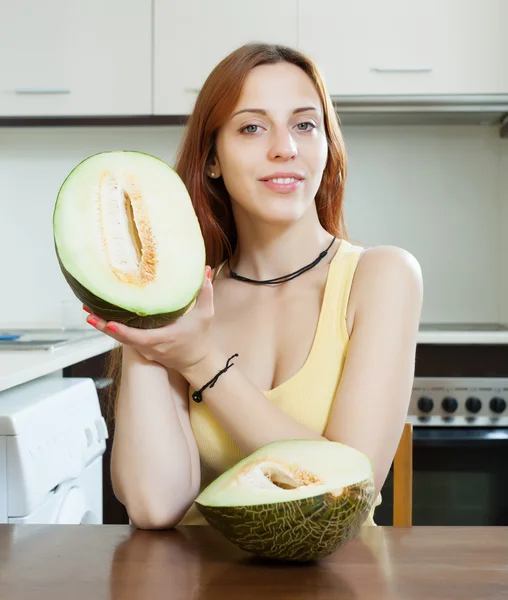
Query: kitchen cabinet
0,0,152,117
153,0,298,115
298,0,508,97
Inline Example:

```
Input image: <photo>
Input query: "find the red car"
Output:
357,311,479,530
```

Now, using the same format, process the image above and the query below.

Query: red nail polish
106,324,118,333
87,316,98,326
83,306,92,314
206,266,211,280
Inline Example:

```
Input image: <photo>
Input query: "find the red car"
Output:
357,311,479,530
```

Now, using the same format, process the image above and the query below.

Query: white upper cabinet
298,0,508,97
153,0,298,115
0,0,152,117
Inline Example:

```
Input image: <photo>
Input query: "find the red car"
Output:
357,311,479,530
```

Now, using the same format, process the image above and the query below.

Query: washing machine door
55,486,99,524
9,484,100,524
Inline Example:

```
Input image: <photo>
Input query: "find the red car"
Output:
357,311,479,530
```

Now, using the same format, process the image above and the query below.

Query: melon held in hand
53,150,206,329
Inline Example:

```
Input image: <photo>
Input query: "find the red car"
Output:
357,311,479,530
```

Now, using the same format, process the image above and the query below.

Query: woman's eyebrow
231,106,319,118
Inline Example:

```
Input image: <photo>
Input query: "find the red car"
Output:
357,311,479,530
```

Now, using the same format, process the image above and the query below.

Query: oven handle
413,427,508,447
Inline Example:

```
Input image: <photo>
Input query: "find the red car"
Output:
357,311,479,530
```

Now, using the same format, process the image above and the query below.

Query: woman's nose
267,129,298,161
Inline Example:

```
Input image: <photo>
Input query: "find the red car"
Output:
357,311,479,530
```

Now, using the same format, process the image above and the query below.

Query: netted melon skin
195,478,376,562
56,250,198,329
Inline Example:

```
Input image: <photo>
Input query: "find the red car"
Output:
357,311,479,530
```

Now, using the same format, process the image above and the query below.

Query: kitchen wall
1,123,507,329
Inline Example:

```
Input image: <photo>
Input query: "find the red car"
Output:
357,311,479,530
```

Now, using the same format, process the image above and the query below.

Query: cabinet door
154,0,298,115
0,0,152,117
298,0,508,96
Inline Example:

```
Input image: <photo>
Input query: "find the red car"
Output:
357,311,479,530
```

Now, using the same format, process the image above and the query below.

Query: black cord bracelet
191,353,239,403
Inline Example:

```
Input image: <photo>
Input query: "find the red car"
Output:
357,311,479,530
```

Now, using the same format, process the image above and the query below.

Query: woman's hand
83,266,215,374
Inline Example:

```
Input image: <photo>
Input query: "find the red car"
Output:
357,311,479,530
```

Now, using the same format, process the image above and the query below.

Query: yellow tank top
180,239,381,526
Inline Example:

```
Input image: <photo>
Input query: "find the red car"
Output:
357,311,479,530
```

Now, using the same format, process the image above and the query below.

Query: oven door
375,427,508,526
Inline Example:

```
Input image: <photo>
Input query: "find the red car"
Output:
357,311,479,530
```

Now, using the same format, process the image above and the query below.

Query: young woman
84,43,423,529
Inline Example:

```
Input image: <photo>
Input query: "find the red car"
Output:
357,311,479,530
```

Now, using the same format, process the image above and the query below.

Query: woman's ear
207,157,221,179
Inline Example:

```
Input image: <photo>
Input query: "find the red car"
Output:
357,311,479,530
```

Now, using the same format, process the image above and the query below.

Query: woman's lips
260,176,303,193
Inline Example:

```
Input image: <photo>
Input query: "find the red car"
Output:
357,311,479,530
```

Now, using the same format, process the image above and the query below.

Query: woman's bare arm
323,245,423,494
111,345,200,529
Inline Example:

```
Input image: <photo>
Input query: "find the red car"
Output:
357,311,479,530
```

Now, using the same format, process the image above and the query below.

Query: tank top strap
328,239,365,325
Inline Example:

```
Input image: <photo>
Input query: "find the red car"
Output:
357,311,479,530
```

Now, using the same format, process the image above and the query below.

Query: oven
375,341,508,526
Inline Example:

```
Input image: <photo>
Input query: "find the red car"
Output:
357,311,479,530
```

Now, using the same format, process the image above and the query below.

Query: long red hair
174,42,349,269
104,43,349,421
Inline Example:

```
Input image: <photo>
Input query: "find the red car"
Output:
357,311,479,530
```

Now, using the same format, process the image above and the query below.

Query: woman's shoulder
358,243,421,274
349,243,423,312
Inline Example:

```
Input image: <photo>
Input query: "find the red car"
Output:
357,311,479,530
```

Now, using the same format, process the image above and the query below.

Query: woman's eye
296,122,316,131
241,124,260,134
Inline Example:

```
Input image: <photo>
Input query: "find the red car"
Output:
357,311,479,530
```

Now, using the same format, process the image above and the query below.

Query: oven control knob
417,396,434,413
465,396,482,414
442,396,458,413
490,397,507,414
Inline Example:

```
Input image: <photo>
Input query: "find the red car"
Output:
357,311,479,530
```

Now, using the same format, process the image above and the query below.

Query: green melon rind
195,478,376,562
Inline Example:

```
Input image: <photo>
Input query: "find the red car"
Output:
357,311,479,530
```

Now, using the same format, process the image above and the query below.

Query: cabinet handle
370,67,433,73
184,87,201,94
15,88,71,95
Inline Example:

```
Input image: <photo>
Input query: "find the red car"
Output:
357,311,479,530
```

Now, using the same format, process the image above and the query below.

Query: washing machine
0,375,108,524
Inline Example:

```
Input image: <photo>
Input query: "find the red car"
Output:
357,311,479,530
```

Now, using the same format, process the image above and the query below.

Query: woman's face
212,62,328,226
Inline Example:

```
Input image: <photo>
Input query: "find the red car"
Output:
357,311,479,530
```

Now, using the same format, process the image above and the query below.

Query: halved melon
53,150,205,328
195,439,376,562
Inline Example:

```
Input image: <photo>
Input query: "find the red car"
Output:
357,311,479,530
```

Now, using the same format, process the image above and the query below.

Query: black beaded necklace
227,236,337,285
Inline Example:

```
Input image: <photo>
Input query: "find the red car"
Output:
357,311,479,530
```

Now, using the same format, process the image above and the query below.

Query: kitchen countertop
417,322,508,345
0,525,506,600
0,333,118,392
417,330,508,344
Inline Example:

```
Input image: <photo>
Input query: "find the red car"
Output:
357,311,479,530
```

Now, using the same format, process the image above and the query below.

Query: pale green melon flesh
53,151,205,319
197,439,372,506
195,439,376,562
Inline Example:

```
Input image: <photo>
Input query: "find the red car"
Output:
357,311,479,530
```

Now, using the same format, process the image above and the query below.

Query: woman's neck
229,210,337,281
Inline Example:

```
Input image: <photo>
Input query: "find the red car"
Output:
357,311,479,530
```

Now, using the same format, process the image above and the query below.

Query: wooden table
0,525,506,599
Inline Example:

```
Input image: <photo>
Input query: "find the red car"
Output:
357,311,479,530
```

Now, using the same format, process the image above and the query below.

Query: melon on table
195,439,376,562
53,150,205,328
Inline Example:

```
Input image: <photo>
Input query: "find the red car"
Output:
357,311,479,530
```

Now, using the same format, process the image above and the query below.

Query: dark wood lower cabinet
63,352,129,525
